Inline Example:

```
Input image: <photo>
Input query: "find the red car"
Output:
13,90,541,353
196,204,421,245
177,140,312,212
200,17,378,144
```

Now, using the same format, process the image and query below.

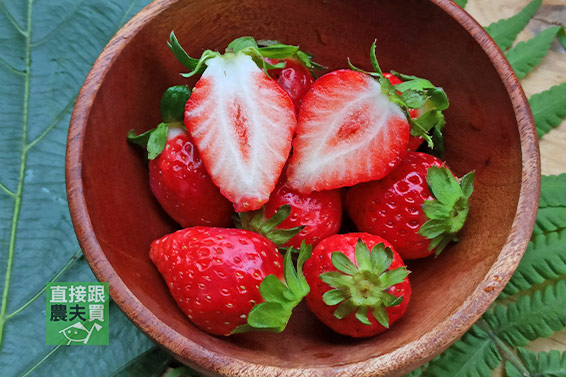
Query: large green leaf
0,0,171,375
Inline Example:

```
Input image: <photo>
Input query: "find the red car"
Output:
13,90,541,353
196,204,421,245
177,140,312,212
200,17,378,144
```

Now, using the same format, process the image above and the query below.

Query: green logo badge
46,282,109,345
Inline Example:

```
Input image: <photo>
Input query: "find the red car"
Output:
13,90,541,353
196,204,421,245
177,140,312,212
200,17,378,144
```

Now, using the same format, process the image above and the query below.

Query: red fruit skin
149,131,233,228
263,182,342,248
267,58,313,115
150,227,284,336
303,233,411,337
407,135,424,151
346,152,444,259
383,73,422,151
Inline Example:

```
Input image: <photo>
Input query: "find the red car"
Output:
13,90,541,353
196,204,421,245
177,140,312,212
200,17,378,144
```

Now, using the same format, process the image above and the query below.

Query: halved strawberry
286,69,411,193
185,54,296,212
169,34,310,211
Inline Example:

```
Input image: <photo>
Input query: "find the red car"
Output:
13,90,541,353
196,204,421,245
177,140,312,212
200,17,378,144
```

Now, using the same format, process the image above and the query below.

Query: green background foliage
0,0,170,376
0,0,564,376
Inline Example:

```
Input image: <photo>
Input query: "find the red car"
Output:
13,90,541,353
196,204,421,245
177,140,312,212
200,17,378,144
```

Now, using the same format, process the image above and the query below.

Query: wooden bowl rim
65,0,540,375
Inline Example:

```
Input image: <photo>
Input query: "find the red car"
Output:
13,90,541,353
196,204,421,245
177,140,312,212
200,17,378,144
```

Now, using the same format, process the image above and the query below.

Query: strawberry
149,129,233,227
285,68,411,193
128,86,233,227
266,58,313,114
303,233,410,338
150,226,311,336
346,152,475,259
168,34,319,212
262,182,342,248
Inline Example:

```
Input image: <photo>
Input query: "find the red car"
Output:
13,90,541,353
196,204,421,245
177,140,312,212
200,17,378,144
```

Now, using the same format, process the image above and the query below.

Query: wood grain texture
467,1,566,376
65,0,541,376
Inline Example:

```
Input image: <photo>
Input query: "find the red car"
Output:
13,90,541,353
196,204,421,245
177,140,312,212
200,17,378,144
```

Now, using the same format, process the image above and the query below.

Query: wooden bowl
66,0,540,375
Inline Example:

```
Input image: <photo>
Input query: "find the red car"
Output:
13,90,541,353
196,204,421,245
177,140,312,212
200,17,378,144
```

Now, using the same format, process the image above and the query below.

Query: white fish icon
59,322,102,345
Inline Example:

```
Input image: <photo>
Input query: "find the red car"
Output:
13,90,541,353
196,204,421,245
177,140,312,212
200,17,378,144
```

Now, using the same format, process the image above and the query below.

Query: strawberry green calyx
348,40,449,151
160,85,192,123
236,204,304,247
168,32,319,78
257,39,327,74
320,239,409,328
419,166,475,255
232,242,312,334
127,85,190,159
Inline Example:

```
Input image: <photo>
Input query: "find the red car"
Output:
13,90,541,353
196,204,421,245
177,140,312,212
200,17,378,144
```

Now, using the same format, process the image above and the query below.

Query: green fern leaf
530,84,566,138
506,26,565,79
486,280,566,347
484,0,542,50
501,230,566,296
505,348,566,377
420,325,501,377
453,0,468,8
403,366,425,377
533,174,566,236
502,174,566,296
539,174,566,208
534,208,566,236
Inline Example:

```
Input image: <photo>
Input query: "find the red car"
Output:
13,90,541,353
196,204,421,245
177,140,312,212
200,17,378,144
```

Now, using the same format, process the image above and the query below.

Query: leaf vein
0,0,33,347
0,0,26,36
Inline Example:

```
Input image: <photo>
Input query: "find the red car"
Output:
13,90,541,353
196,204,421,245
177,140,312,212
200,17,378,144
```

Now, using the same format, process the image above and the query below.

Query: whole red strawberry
303,233,411,338
128,85,234,227
346,152,474,259
149,128,233,227
150,227,311,336
263,182,342,248
267,58,313,114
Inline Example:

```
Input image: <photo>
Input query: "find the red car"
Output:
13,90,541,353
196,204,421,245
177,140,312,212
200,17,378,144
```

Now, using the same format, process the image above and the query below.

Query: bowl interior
73,0,527,374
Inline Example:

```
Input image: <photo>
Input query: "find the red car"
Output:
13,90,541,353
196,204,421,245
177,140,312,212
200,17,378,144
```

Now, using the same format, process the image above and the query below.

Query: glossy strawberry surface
263,182,342,248
303,233,411,337
267,58,313,114
149,129,233,227
346,152,444,259
150,226,284,336
286,69,410,193
185,53,296,212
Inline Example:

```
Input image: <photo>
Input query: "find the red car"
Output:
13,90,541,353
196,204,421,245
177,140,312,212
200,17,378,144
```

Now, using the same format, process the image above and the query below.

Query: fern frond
420,325,501,377
539,174,566,208
534,207,566,236
530,84,566,138
506,26,565,79
453,0,468,8
505,347,566,377
486,280,566,347
502,229,566,296
484,0,542,50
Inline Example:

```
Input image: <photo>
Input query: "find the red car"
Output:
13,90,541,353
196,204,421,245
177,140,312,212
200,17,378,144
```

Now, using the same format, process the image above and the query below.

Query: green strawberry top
419,166,475,255
321,239,410,328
